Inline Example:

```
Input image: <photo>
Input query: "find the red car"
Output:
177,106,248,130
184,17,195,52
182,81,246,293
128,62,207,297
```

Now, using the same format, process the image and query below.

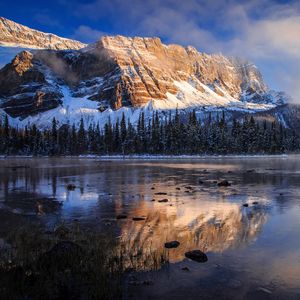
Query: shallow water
0,156,300,299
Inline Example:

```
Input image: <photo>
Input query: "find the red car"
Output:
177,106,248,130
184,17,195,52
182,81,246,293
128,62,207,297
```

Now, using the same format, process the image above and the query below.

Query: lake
0,156,300,299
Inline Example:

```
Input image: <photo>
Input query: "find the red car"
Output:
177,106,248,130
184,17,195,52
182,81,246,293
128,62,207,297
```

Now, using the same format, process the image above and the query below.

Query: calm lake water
1,156,300,299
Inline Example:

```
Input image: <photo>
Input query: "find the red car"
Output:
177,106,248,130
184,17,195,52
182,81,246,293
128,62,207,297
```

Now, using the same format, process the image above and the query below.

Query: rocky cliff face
0,51,62,117
96,36,272,108
0,17,86,50
0,31,289,125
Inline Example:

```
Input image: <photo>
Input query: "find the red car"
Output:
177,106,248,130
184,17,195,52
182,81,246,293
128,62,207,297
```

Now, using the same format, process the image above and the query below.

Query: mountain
0,17,86,69
0,17,86,50
0,18,297,130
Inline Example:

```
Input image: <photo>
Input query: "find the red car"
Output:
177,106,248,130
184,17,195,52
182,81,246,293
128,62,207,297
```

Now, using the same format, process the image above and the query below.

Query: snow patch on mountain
152,79,278,112
5,85,147,129
2,78,285,130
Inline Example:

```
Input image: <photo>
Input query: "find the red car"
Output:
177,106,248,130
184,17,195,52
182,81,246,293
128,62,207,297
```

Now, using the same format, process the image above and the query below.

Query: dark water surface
0,156,300,299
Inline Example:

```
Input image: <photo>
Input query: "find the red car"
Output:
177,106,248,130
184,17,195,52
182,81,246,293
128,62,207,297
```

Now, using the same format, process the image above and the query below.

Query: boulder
158,199,168,203
217,180,231,187
185,250,208,263
67,184,76,191
132,217,146,221
116,214,127,219
165,241,180,249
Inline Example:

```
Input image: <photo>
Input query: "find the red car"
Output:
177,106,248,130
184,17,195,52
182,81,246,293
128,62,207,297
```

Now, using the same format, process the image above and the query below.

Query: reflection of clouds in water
120,197,268,264
57,190,101,218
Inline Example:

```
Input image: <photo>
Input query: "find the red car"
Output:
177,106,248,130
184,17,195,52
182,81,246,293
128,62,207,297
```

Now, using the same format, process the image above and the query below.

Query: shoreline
0,153,293,160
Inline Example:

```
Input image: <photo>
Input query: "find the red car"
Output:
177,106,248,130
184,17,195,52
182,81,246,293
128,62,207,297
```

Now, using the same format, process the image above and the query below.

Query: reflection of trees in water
119,199,268,266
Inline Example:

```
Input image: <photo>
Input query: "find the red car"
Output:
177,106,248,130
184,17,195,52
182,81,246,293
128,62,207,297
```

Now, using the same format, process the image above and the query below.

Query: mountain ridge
0,17,86,50
0,18,296,131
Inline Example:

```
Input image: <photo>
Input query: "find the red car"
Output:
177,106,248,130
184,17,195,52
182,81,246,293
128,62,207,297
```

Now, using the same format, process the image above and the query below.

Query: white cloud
72,25,105,43
74,0,300,101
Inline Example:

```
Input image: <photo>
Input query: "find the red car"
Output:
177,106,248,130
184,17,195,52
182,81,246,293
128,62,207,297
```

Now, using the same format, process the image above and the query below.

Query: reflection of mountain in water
120,199,268,263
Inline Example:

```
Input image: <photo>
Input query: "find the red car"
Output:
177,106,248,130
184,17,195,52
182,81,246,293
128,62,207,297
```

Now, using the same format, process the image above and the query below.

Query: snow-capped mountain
0,18,296,129
0,17,86,50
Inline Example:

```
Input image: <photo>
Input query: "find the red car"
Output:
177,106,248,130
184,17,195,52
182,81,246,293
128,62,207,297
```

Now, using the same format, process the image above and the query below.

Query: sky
1,0,300,101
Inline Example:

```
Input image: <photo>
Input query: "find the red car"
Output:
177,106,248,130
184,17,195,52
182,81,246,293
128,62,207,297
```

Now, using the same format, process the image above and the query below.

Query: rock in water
132,217,146,221
116,214,127,219
165,241,180,249
67,184,76,191
185,250,208,263
217,180,231,187
158,199,169,203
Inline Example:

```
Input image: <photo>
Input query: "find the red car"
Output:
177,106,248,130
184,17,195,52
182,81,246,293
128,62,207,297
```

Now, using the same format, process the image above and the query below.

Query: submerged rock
164,241,180,249
132,217,146,221
185,250,208,263
185,186,193,190
116,214,127,219
217,180,231,187
158,199,168,203
66,184,76,191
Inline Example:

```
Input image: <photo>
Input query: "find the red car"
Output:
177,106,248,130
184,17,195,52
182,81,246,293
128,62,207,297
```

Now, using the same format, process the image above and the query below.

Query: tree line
0,110,299,156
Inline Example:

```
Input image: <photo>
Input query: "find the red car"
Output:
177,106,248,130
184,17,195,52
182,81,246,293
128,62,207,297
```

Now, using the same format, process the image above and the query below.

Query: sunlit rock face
0,33,288,121
73,35,271,109
0,17,86,50
119,200,267,265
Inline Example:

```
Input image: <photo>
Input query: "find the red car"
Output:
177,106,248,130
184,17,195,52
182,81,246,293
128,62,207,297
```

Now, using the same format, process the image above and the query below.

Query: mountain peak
0,18,290,128
0,16,86,50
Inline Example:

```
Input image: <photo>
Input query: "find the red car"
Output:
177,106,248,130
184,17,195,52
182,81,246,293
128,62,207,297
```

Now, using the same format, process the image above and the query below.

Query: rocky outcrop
0,51,45,96
0,17,86,50
0,51,62,117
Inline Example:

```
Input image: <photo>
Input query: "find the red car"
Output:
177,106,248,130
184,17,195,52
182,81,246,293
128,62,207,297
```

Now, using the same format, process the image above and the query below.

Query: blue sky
1,0,300,100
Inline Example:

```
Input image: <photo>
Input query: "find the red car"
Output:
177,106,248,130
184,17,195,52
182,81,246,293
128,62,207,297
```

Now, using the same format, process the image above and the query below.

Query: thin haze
1,0,300,102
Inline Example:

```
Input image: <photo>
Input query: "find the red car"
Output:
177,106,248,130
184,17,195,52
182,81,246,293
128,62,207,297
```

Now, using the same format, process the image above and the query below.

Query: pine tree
77,118,86,154
3,115,10,154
